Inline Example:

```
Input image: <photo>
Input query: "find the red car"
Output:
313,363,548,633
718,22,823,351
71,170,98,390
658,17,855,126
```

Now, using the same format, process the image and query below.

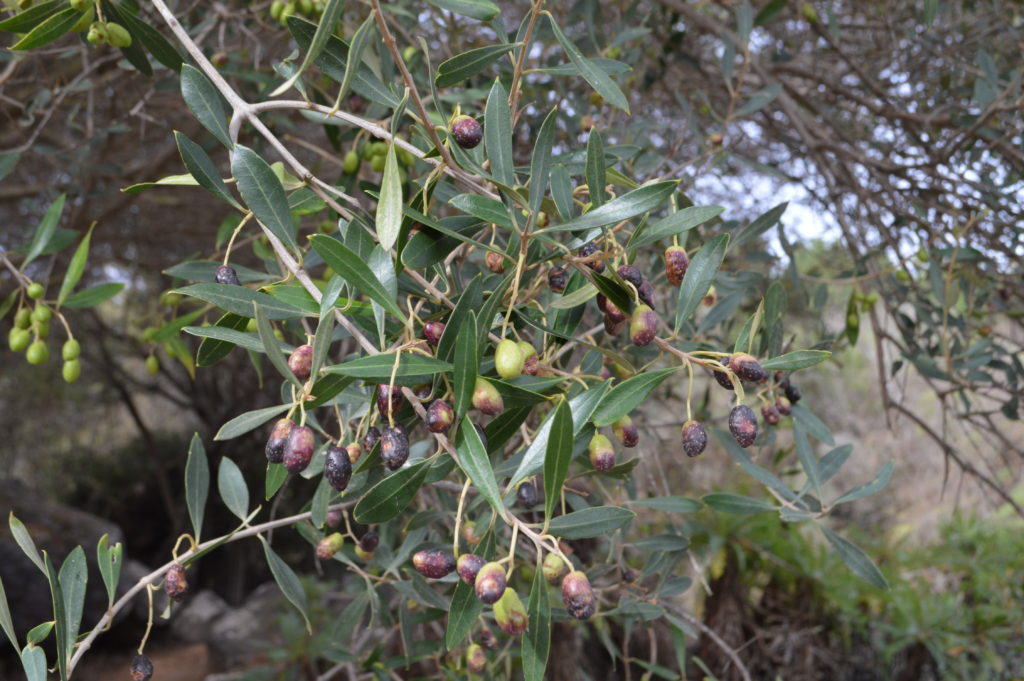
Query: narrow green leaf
324,352,452,379
437,275,482,362
309,235,406,321
547,505,635,539
56,225,93,306
819,525,889,589
834,461,894,506
353,459,431,523
546,13,629,113
270,0,345,96
265,463,288,500
11,7,80,50
180,65,231,147
185,434,209,539
0,1,62,32
61,282,124,309
57,546,86,664
215,403,291,441
674,233,729,331
232,145,299,253
455,415,504,517
437,44,515,88
445,581,484,649
734,83,782,118
217,456,250,520
185,325,266,354
628,205,724,251
425,0,499,21
791,404,835,445
761,350,831,370
42,552,67,680
20,645,46,681
702,492,776,514
9,514,45,575
627,496,703,514
543,399,573,520
793,420,823,501
331,10,375,109
523,556,551,681
260,537,313,630
0,575,17,654
529,107,559,216
550,165,574,221
21,193,66,269
819,444,853,485
376,143,403,251
449,193,513,229
453,313,479,418
484,79,515,187
547,283,597,309
172,283,305,320
96,535,121,609
585,129,606,208
174,132,240,209
255,302,304,388
733,201,787,249
541,181,677,234
592,368,676,427
114,7,182,71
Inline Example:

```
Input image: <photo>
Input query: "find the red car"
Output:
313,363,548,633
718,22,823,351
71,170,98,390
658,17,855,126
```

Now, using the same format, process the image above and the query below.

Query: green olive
106,22,132,47
8,328,31,353
62,359,81,383
343,150,360,174
14,307,31,329
26,340,49,365
62,338,81,361
145,354,160,375
370,154,385,172
245,318,258,333
70,6,94,32
270,0,285,20
35,319,50,339
26,282,44,300
31,305,51,323
86,21,108,45
141,326,158,342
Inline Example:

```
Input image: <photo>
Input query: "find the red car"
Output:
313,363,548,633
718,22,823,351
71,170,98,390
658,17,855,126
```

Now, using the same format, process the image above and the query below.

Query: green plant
0,2,906,680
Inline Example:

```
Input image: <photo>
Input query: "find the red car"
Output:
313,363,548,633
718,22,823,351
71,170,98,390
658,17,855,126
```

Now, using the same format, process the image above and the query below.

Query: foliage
1,0,1018,679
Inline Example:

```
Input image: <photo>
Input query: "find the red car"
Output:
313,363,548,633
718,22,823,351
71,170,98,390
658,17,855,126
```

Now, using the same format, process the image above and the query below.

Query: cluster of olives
269,0,327,25
6,282,81,382
340,140,417,176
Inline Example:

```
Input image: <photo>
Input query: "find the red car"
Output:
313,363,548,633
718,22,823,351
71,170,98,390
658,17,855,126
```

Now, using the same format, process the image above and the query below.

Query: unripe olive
493,588,528,636
494,339,524,380
471,377,503,415
613,415,639,448
105,22,132,47
588,433,616,472
265,418,294,463
561,570,596,620
380,424,409,470
324,445,353,491
342,150,359,174
270,0,285,20
371,141,387,156
542,552,567,583
165,563,188,602
283,425,315,473
145,354,159,376
130,654,154,681
26,282,44,300
370,154,385,172
316,532,345,560
279,2,295,23
62,359,81,383
484,250,505,274
518,341,538,375
474,562,506,604
287,343,313,381
354,545,373,561
245,318,258,333
298,0,312,15
728,405,758,448
70,0,89,11
397,147,415,167
680,420,707,457
450,115,482,149
8,328,30,352
466,643,486,674
412,549,456,579
26,340,48,365
14,307,31,329
70,6,93,32
34,319,49,339
345,441,362,465
456,553,486,586
60,339,80,361
402,45,416,62
629,304,657,346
